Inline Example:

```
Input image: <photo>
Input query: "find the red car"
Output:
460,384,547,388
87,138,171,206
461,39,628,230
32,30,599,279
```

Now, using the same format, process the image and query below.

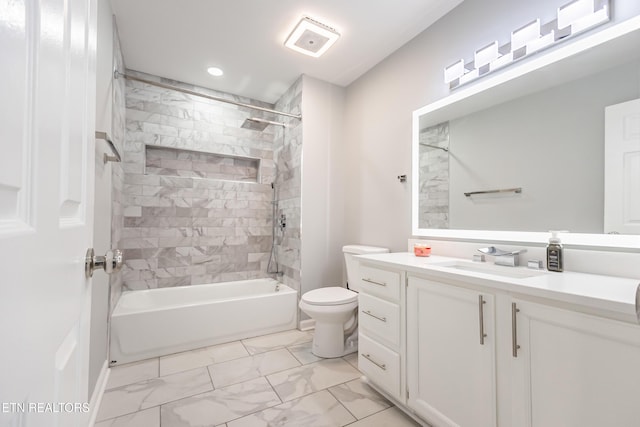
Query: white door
604,98,640,234
0,0,97,426
407,277,497,427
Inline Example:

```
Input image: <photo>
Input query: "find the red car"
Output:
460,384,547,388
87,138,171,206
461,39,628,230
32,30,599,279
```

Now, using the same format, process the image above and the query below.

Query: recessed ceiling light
207,67,224,77
284,16,340,58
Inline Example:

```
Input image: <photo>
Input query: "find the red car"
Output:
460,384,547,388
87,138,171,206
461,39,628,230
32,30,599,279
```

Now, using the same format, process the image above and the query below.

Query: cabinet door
510,299,640,427
407,277,497,427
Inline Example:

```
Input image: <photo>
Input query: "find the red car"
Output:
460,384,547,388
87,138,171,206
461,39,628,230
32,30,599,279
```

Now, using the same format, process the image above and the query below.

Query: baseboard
299,318,315,331
87,361,110,427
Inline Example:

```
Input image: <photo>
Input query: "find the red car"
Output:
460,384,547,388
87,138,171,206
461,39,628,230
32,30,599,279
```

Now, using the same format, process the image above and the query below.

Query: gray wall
342,0,640,251
300,76,347,318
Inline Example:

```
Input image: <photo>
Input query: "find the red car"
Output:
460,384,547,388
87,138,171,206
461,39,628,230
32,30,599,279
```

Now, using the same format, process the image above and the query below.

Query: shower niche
145,145,261,183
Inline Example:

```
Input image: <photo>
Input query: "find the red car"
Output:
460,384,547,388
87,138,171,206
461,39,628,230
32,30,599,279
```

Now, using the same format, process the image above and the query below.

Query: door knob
85,248,124,278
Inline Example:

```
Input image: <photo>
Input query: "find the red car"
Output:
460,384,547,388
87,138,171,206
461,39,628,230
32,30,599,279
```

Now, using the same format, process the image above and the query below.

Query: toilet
299,245,389,358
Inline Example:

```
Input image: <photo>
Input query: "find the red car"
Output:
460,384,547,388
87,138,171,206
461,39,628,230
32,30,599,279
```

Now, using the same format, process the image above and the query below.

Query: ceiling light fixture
207,67,224,77
284,16,340,58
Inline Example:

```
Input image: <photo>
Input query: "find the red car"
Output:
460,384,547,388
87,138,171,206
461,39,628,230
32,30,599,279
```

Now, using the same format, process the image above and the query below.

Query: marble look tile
160,341,249,376
160,377,281,427
107,358,159,390
242,330,312,355
287,341,322,365
347,407,422,426
94,407,159,427
267,358,361,402
227,390,356,427
328,379,391,419
96,368,212,422
208,348,300,388
342,352,358,370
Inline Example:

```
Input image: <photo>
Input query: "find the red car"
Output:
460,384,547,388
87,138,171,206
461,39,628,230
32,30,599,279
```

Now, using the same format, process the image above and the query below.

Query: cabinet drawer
359,334,401,400
359,264,401,301
359,293,400,348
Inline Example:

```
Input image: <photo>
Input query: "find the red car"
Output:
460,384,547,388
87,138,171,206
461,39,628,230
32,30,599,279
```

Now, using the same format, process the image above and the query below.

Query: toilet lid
302,287,358,306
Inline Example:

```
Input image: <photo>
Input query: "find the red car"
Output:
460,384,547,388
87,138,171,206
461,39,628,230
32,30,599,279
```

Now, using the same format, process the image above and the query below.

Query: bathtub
110,278,297,365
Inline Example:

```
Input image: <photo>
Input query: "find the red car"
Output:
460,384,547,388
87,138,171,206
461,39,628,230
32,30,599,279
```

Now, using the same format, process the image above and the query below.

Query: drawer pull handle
362,310,387,322
512,302,521,358
363,278,387,287
362,353,386,370
478,295,487,345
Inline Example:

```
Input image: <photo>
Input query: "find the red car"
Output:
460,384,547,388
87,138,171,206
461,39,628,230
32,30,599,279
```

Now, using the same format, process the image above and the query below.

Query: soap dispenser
546,231,564,272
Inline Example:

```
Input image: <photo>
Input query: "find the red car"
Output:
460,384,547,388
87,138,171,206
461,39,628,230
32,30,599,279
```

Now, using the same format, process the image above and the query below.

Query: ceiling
110,0,463,104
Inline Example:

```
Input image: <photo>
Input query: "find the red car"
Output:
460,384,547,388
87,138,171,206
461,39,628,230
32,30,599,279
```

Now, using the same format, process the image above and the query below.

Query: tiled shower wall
121,71,282,290
273,77,303,293
419,122,450,229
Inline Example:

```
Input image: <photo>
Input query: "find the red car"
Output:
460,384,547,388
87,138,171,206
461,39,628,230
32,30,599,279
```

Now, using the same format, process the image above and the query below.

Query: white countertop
357,252,640,324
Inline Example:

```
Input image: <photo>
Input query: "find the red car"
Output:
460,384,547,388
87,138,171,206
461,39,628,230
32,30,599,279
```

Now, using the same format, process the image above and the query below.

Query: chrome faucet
476,246,527,267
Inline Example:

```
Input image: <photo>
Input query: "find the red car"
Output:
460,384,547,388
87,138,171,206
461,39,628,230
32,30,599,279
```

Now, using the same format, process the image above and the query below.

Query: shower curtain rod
114,70,302,120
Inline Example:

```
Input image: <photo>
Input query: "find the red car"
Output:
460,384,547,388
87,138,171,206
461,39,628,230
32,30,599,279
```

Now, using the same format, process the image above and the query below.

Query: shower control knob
85,248,124,278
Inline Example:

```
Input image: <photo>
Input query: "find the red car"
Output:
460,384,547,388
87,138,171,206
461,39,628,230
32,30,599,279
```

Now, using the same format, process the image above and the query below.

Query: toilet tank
343,245,389,292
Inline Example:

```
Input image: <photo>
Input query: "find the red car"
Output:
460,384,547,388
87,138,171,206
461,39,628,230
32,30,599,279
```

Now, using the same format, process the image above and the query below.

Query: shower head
241,117,285,131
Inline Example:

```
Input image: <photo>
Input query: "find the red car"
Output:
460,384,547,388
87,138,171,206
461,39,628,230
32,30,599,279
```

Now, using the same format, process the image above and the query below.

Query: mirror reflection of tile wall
419,122,449,229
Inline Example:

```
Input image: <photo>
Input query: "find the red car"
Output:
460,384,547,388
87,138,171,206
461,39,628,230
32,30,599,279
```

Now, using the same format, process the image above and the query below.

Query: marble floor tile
266,358,361,402
328,378,391,419
161,377,282,427
287,341,322,365
342,352,358,370
107,358,159,390
242,330,313,355
227,390,356,427
208,348,300,388
94,407,159,427
346,407,422,426
160,341,249,376
96,368,213,422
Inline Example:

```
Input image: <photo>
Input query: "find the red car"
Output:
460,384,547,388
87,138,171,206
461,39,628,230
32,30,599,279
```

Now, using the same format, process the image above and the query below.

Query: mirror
412,17,640,248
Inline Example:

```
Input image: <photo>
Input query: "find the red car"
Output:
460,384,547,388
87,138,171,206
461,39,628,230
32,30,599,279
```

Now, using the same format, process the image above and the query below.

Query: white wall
342,0,640,252
300,76,347,297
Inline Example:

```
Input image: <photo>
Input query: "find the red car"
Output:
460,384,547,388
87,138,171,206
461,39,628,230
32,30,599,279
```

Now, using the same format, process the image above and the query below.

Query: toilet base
311,323,358,358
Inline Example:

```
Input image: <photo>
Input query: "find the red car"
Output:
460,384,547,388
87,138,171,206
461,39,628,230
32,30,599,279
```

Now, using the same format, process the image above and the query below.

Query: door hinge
405,275,408,287
406,388,410,400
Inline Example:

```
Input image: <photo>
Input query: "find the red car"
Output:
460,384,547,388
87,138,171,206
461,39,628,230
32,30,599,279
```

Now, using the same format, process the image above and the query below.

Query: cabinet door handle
362,353,387,370
478,295,487,345
362,278,387,287
362,310,387,322
512,302,521,358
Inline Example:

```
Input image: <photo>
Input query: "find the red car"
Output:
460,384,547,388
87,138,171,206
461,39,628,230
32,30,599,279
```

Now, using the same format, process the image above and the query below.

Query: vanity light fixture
207,67,224,77
444,0,610,89
284,16,340,58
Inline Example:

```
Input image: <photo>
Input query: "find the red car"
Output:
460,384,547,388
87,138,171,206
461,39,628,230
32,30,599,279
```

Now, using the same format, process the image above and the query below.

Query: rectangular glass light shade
526,30,555,54
474,41,499,68
571,5,609,33
557,0,594,29
444,59,467,84
511,19,541,51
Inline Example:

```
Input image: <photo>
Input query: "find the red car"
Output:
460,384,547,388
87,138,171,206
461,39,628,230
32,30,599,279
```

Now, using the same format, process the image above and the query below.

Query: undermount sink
432,260,546,279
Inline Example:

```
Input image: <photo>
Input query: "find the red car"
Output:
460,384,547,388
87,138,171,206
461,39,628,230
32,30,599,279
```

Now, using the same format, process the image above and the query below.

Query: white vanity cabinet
356,253,640,427
407,276,497,427
357,263,406,403
508,299,640,427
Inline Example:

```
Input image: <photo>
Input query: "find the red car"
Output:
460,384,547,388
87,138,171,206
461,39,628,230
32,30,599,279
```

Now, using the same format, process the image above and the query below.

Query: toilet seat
301,287,357,306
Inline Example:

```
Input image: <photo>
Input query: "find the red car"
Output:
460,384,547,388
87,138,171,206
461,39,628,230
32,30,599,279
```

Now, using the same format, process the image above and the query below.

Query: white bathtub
110,278,297,365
